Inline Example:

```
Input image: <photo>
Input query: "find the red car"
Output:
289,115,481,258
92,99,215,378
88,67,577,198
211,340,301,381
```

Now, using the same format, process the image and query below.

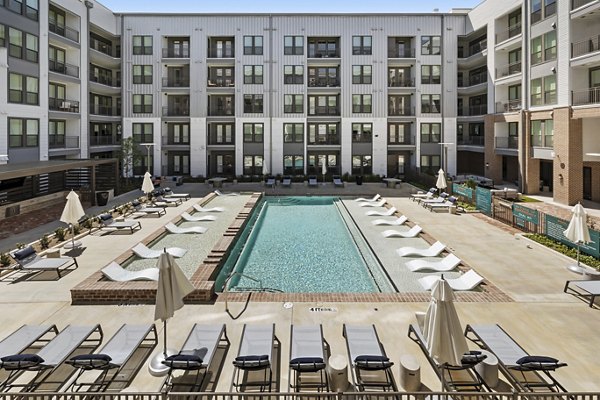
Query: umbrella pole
576,243,581,267
163,320,168,357
71,224,75,248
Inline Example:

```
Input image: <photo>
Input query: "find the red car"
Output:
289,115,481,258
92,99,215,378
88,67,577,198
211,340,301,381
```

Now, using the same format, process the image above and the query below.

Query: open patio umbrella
436,169,447,192
564,202,592,274
60,190,85,249
142,171,154,199
423,277,469,389
149,251,194,376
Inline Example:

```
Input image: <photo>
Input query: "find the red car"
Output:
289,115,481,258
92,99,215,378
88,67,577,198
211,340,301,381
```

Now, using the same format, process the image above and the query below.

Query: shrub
72,225,81,235
15,243,26,250
465,179,477,190
40,234,51,250
0,253,12,268
525,234,600,270
81,217,94,230
54,228,66,242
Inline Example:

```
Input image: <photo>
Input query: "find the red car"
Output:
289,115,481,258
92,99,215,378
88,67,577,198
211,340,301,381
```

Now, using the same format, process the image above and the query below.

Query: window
283,155,304,175
531,119,553,147
48,120,65,147
531,78,542,106
421,35,441,55
352,155,372,175
212,123,234,144
9,118,38,147
243,65,263,84
170,123,190,144
388,95,412,115
243,155,264,175
132,65,152,84
352,36,372,55
243,35,263,55
243,94,263,113
284,65,303,84
544,31,556,61
352,95,372,113
420,155,440,174
531,0,542,23
284,36,304,55
531,75,556,105
421,94,441,113
421,123,441,143
132,94,152,113
308,67,339,87
0,25,5,47
308,123,339,144
133,35,152,55
48,82,66,110
544,75,556,104
352,65,372,84
352,123,372,143
389,123,411,144
243,123,263,143
169,153,190,175
8,27,21,59
388,67,412,87
9,72,38,105
532,31,556,65
25,33,38,62
284,94,303,113
308,95,339,115
421,65,441,84
308,37,339,58
509,84,521,101
25,0,38,20
283,123,303,143
132,123,153,143
531,37,542,65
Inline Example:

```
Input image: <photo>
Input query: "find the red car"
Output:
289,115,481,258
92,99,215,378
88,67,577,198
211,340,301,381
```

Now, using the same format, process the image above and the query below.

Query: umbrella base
63,240,82,249
567,265,600,279
148,348,176,376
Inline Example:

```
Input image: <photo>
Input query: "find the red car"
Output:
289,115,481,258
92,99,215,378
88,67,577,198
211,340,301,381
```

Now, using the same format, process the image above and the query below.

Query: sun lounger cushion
290,357,325,372
354,355,393,370
515,356,564,371
233,354,270,369
67,354,112,369
100,214,112,222
163,354,204,370
13,246,36,262
461,351,487,366
0,354,44,369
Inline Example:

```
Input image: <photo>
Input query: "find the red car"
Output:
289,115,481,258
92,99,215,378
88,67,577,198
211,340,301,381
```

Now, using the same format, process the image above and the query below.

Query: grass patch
519,196,541,203
457,201,477,211
525,234,600,270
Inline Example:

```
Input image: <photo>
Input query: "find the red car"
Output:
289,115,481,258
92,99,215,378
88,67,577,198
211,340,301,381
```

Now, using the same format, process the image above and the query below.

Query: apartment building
0,0,599,205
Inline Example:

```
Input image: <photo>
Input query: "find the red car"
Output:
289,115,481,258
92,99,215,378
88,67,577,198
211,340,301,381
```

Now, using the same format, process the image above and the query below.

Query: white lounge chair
214,190,239,196
418,269,484,291
419,193,449,205
165,222,208,234
396,241,446,257
282,176,292,187
181,212,217,222
359,199,386,208
265,177,276,188
132,243,187,259
381,225,422,238
101,262,159,281
425,196,458,212
371,216,408,226
366,207,397,217
154,196,183,206
308,176,318,187
355,194,381,203
193,204,224,213
405,253,462,272
9,246,78,280
410,188,436,202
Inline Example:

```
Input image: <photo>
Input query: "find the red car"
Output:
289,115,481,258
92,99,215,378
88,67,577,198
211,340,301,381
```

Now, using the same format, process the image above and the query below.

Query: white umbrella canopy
262,164,269,176
60,190,85,249
564,203,591,269
436,169,447,190
154,252,194,323
142,171,154,195
321,162,327,176
423,278,468,367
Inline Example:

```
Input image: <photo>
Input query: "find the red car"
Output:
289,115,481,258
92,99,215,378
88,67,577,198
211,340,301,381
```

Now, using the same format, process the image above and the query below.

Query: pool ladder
223,272,282,319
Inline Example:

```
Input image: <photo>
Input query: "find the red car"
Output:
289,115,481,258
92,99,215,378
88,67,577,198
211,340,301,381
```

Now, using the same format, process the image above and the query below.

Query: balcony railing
49,97,80,113
90,37,118,58
458,104,488,116
308,107,340,116
49,19,79,43
90,74,120,87
531,134,554,148
571,35,600,58
90,136,120,146
307,48,340,58
495,136,518,149
90,105,121,116
388,78,415,87
457,136,485,146
207,48,234,58
496,99,522,113
459,40,487,58
308,135,340,145
208,107,234,116
49,135,79,149
388,48,415,58
162,77,190,87
459,71,487,87
162,106,190,117
496,23,522,44
161,136,190,146
162,48,190,58
496,62,522,79
308,78,340,87
572,0,596,9
49,60,79,78
388,106,415,116
572,87,600,106
207,78,234,87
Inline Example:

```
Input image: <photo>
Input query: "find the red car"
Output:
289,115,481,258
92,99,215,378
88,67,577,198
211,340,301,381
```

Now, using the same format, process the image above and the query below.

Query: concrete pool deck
0,190,599,392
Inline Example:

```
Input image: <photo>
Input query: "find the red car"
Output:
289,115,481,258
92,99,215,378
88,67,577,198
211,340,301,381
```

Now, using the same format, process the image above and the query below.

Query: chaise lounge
8,246,78,280
371,215,408,226
396,241,446,257
405,253,462,272
355,194,380,203
165,222,208,234
381,225,423,238
181,212,217,222
132,243,187,259
101,262,159,281
289,325,329,392
99,215,142,234
232,324,278,392
366,207,397,217
418,269,484,291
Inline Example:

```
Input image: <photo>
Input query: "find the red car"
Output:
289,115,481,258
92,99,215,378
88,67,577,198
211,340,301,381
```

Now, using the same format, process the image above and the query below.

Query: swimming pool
217,196,395,293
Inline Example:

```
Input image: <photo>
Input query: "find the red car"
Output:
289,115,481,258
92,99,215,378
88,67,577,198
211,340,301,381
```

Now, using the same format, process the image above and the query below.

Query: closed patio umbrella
423,277,469,389
564,203,591,274
142,171,154,199
321,161,327,185
60,190,85,249
436,169,447,192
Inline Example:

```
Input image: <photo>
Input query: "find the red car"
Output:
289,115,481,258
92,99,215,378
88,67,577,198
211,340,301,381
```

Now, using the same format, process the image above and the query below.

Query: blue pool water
218,197,394,293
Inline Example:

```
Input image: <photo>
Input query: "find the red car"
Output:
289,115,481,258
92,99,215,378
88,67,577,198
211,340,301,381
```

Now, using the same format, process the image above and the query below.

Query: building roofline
115,12,468,17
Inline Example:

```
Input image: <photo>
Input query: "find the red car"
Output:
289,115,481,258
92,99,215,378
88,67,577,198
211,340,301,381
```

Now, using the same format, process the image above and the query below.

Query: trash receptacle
356,175,363,185
96,191,109,206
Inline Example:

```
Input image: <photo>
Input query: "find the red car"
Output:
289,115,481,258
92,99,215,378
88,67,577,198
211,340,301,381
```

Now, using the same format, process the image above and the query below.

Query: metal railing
207,48,234,58
308,78,340,87
308,107,340,116
495,136,519,149
90,105,121,116
90,74,120,87
457,136,485,146
49,135,79,149
572,0,596,9
207,78,235,87
459,39,487,58
496,23,522,43
208,107,235,116
90,37,118,57
90,136,120,146
571,35,600,58
388,48,416,58
458,104,487,116
389,78,415,87
162,106,190,117
48,19,79,42
162,77,190,87
48,97,80,113
459,71,487,87
162,47,190,58
572,87,600,105
388,106,415,116
307,49,341,58
49,60,79,78
496,61,522,79
308,135,340,145
161,136,190,145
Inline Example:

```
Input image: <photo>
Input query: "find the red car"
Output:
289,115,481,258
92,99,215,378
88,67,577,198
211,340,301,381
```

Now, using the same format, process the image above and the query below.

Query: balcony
162,77,190,88
49,135,79,149
496,62,522,79
90,136,120,146
458,104,488,116
48,20,79,43
495,136,518,149
388,48,415,58
572,87,600,106
208,106,234,117
49,60,79,78
90,74,120,87
388,106,415,117
459,71,487,87
308,135,340,145
388,78,415,87
531,135,554,148
496,99,522,113
457,136,485,146
496,23,522,44
207,78,234,87
49,97,80,113
90,105,121,116
162,48,190,58
571,35,600,58
162,106,190,117
307,39,340,58
308,107,340,116
573,0,596,8
161,136,190,146
90,37,119,58
459,40,488,58
308,77,340,87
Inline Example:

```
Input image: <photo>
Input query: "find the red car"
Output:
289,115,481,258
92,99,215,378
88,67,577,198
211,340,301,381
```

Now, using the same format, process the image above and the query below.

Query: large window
48,120,66,147
420,155,440,174
352,65,372,84
9,72,38,105
532,0,556,23
388,123,411,144
421,123,441,143
284,94,303,113
284,36,303,55
243,123,263,142
9,118,38,147
531,119,553,147
0,25,5,47
283,155,304,175
4,0,38,20
212,123,234,144
421,65,441,84
283,123,304,143
169,123,190,144
243,65,263,84
243,35,263,55
284,65,303,84
308,95,339,115
308,123,339,144
531,31,556,65
243,94,263,113
421,94,441,113
531,75,556,106
352,36,372,55
133,35,152,55
132,94,152,113
8,27,40,63
243,155,264,175
352,155,372,175
352,95,372,113
132,123,153,143
132,65,152,84
352,123,372,143
421,35,441,55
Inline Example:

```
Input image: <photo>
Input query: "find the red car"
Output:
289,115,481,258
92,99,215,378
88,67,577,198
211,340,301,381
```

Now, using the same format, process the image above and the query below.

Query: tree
118,137,143,183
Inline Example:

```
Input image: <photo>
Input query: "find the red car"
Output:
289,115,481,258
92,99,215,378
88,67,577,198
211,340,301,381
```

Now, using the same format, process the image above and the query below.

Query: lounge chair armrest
66,354,113,370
